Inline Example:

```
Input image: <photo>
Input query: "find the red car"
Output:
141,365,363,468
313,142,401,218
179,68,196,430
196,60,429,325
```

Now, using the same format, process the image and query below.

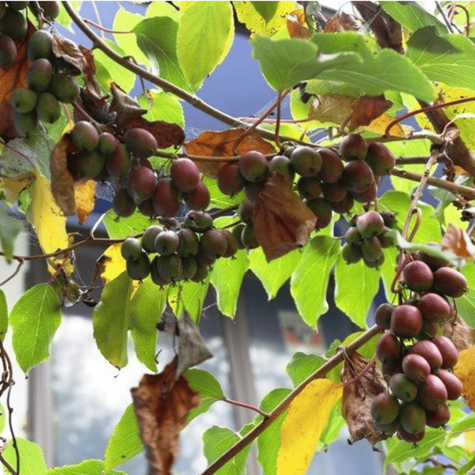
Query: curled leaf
287,9,311,39
341,352,389,445
131,359,201,475
185,129,275,177
324,11,359,32
444,315,474,353
52,35,87,75
441,223,475,260
454,344,475,411
74,179,96,225
254,172,316,261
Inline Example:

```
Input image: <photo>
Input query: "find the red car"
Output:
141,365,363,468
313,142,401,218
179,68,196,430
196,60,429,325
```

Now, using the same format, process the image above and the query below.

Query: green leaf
185,368,225,422
103,209,156,239
457,262,475,327
130,278,167,372
203,426,252,475
251,2,279,24
104,404,143,472
0,206,23,260
10,283,61,374
204,176,245,209
290,236,340,327
257,388,292,475
407,26,475,91
334,255,381,329
54,1,81,31
168,278,211,323
48,459,127,474
138,90,185,128
92,272,133,369
250,247,302,299
177,1,234,90
286,352,325,387
380,2,448,34
379,191,442,244
380,246,399,302
210,250,249,317
3,439,47,475
0,289,8,341
0,403,5,433
133,17,192,92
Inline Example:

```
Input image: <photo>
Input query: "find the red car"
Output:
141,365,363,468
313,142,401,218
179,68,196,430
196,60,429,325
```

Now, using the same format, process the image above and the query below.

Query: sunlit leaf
74,179,96,225
0,290,7,341
99,243,127,284
48,460,127,474
455,344,475,411
3,439,47,475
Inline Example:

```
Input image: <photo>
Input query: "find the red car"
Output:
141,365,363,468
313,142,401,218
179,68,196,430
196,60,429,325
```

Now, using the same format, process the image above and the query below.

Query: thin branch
0,260,24,288
390,167,475,200
0,454,17,475
83,17,132,34
200,325,381,475
436,2,455,33
222,398,270,418
209,205,239,219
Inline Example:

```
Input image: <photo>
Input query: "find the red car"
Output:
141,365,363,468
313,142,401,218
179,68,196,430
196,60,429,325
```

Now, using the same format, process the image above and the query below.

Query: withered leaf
185,129,275,178
287,9,311,39
254,172,316,261
324,11,359,33
52,35,87,75
0,23,35,142
341,352,389,445
444,315,474,353
110,82,147,128
441,223,475,260
131,359,201,475
177,312,213,378
347,95,393,130
50,135,77,216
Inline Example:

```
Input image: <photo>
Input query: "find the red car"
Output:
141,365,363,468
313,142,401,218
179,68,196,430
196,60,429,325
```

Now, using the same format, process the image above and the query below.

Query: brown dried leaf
50,135,77,216
74,179,96,225
131,359,201,475
324,11,359,32
185,129,276,177
0,22,35,142
287,9,311,39
347,95,392,129
254,172,316,261
52,35,87,75
110,82,147,128
341,352,389,445
444,315,474,352
129,117,185,150
441,223,475,259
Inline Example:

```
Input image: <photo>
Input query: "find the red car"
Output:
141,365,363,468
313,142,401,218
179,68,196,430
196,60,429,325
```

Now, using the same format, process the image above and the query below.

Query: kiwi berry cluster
120,210,240,286
371,253,467,442
342,210,397,268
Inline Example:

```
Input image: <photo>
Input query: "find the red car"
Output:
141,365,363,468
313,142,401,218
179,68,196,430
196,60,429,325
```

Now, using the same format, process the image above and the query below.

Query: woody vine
1,1,475,474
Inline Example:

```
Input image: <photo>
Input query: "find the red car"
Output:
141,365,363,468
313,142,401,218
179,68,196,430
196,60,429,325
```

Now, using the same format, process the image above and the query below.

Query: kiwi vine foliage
0,1,475,475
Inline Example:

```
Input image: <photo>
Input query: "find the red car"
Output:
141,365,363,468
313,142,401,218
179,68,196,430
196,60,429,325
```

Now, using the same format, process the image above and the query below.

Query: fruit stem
82,17,132,34
210,205,239,219
200,325,382,475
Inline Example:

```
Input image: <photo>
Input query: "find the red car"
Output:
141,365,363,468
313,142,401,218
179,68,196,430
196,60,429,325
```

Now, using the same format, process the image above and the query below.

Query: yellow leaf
234,1,299,36
74,179,96,225
100,243,127,284
455,344,475,411
27,171,74,275
277,379,343,475
0,174,32,202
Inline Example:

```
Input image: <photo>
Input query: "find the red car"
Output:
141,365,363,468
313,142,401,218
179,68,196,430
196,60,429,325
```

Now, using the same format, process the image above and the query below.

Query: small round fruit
363,253,385,269
434,369,463,400
0,7,27,40
137,199,155,218
191,264,209,283
106,143,131,177
217,162,245,195
222,230,239,258
365,142,395,176
171,158,200,193
49,74,80,103
370,393,400,425
141,225,163,253
238,199,255,225
27,58,53,92
10,88,37,113
351,182,378,204
408,340,443,372
243,181,263,203
152,178,181,218
416,250,449,271
269,155,295,180
113,188,136,217
344,227,362,246
374,417,400,436
356,211,385,238
150,257,171,287
305,197,332,230
154,230,180,256
399,402,426,435
331,195,354,214
13,110,38,136
376,333,401,364
177,228,200,258
36,92,61,123
97,132,117,155
431,336,458,369
156,254,183,281
0,33,17,68
397,426,425,443
374,303,395,330
380,211,397,228
239,151,268,182
343,160,375,193
419,374,448,411
74,150,106,178
297,177,322,200
403,261,434,292
389,373,418,402
433,267,467,298
125,127,158,158
232,224,245,249
417,320,440,340
71,121,99,151
29,1,60,20
127,252,151,280
361,236,383,263
7,1,29,10
181,256,198,280
321,181,348,203
341,243,362,264
425,404,451,428
183,180,210,211
418,293,452,323
241,224,259,249
290,146,322,177
402,354,430,383
316,148,343,183
121,237,142,260
377,227,394,248
184,210,213,233
339,134,367,161
127,166,157,204
390,305,423,339
27,30,53,61
199,229,228,259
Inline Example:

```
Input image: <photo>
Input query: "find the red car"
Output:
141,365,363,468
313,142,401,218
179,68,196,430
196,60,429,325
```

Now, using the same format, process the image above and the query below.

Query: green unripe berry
126,252,151,281
36,92,61,123
10,88,37,113
121,237,142,260
141,226,163,253
0,7,27,40
74,150,106,178
49,74,80,103
0,33,17,68
27,58,53,92
71,121,99,152
97,132,117,155
13,110,38,136
27,30,54,61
